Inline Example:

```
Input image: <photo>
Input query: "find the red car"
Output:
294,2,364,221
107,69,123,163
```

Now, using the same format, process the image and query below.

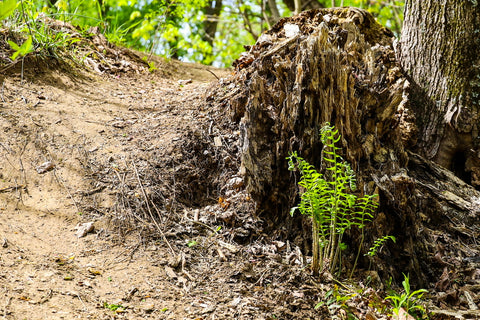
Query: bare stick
1,80,5,102
205,68,220,80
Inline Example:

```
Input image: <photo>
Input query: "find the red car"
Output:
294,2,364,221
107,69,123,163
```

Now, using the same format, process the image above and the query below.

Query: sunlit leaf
0,0,16,21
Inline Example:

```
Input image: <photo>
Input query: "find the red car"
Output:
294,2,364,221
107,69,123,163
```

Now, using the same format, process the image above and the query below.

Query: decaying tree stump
230,8,411,217
213,7,479,293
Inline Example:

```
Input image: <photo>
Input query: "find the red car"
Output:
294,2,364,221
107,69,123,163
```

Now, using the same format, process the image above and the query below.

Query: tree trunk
399,0,480,186
230,7,404,225
267,0,281,22
283,0,324,13
203,0,223,48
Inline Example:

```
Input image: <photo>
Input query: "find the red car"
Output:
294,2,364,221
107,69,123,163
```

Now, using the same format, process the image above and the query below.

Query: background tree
31,0,404,66
399,0,480,185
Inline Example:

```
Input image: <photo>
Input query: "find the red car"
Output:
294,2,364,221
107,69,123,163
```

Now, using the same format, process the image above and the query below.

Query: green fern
287,123,378,276
366,235,396,257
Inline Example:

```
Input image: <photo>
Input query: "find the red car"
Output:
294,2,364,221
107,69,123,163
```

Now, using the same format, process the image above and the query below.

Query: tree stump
212,8,480,292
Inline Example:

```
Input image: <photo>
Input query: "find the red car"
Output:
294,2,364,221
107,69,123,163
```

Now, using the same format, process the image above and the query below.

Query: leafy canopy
1,0,404,67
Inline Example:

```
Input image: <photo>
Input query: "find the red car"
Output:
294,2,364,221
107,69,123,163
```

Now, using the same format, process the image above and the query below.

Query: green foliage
103,302,124,311
315,284,357,318
385,274,428,319
0,0,16,21
287,123,378,276
0,0,405,67
0,0,84,65
187,240,198,247
366,235,396,257
8,35,33,60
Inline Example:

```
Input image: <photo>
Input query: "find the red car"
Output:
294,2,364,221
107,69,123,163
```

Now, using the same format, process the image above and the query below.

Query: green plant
8,35,33,60
315,285,358,319
103,302,124,311
366,235,396,257
142,56,157,73
287,123,378,277
187,240,197,247
385,274,428,318
0,0,16,21
349,194,380,278
20,1,82,58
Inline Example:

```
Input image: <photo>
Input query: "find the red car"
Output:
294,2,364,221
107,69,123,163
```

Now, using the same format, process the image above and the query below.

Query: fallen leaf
87,267,102,275
394,308,415,320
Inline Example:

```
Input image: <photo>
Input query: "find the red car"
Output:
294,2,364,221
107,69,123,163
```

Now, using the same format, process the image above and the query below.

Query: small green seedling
187,240,197,247
103,302,124,311
385,274,428,318
366,235,396,257
315,285,357,318
8,36,34,61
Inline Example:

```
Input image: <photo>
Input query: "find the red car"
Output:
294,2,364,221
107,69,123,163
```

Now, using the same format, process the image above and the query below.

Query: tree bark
399,0,480,186
230,8,404,221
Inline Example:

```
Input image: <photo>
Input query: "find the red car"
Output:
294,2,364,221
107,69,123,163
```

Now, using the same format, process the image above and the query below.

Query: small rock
111,121,126,128
165,266,177,279
36,161,55,174
178,79,192,85
75,222,95,238
142,303,155,313
214,136,222,147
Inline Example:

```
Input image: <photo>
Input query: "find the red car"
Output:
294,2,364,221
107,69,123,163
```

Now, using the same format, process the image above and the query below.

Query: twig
53,169,80,213
3,296,11,318
185,218,217,233
21,57,25,84
0,185,26,193
131,159,175,257
190,66,220,80
205,69,220,80
0,62,16,74
1,80,5,103
113,242,142,264
75,293,88,311
18,136,28,186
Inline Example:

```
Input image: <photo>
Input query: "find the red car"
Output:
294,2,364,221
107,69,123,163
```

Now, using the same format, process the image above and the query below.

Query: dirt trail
0,61,240,319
